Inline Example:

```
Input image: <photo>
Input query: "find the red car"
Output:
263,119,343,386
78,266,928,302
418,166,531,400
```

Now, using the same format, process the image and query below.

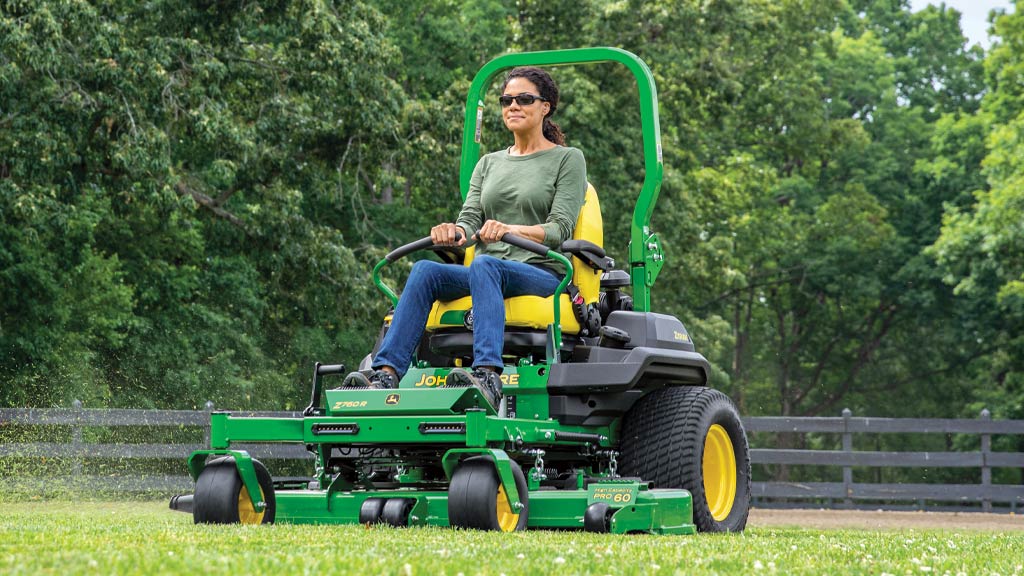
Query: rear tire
193,456,276,525
448,457,529,531
619,386,750,532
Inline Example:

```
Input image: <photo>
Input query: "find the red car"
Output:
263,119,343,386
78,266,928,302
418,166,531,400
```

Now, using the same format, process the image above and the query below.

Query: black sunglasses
499,93,548,107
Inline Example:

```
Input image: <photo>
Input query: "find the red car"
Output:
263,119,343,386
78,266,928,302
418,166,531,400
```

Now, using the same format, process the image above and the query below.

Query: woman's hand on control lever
475,219,513,244
431,223,466,247
476,220,548,245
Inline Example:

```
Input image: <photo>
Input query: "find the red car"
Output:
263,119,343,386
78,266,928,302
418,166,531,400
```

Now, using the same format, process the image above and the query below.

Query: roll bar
460,47,666,311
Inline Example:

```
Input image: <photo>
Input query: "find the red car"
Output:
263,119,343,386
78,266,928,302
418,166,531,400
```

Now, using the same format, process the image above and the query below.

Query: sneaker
446,367,502,411
339,369,398,390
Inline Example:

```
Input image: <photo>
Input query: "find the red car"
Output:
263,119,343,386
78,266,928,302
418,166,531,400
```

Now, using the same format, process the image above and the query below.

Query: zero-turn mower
171,47,751,534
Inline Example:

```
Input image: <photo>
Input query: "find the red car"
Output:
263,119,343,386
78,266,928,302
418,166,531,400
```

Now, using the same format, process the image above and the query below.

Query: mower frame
178,47,749,536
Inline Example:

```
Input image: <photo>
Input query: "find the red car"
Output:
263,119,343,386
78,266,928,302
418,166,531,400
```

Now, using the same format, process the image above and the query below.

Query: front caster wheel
382,498,416,527
448,457,528,532
359,497,386,525
193,456,276,525
583,502,613,533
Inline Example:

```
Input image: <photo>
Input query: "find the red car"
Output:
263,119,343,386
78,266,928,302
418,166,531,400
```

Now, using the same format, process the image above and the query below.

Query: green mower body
177,48,751,535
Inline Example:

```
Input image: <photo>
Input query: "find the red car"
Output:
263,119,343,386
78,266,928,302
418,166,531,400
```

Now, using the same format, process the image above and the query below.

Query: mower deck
268,485,694,534
182,384,695,534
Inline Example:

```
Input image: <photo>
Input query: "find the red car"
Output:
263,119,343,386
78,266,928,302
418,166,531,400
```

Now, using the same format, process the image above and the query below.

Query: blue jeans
373,255,562,377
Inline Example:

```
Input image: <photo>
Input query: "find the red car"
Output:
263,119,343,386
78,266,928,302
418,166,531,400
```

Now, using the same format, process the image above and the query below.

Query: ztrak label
332,400,368,410
588,484,639,505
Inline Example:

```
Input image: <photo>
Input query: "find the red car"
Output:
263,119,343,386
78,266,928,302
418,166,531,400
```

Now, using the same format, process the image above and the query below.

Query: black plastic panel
604,311,696,352
546,346,710,395
548,390,646,426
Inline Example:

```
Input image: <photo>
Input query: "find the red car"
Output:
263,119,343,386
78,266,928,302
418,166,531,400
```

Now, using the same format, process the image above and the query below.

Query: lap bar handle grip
385,233,464,262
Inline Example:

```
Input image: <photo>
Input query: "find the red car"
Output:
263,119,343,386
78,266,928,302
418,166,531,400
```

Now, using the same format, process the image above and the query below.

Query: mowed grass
1,501,1022,575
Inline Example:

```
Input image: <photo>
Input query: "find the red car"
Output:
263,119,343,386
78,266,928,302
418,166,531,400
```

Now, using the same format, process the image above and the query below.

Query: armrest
560,239,615,271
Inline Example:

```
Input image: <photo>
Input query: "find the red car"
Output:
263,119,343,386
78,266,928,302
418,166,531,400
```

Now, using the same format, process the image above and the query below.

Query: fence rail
744,408,1024,512
2,402,1022,511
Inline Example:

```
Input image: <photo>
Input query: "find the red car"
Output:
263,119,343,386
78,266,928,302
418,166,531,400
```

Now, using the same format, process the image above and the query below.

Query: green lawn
1,501,1021,575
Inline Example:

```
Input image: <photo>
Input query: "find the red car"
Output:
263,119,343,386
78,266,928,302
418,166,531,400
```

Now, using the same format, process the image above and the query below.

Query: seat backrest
572,183,603,304
461,183,603,302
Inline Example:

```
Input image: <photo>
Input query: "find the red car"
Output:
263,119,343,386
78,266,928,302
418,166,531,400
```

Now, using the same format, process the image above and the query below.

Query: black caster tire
583,502,613,533
448,456,529,532
381,498,416,527
193,456,276,525
359,497,386,525
619,386,751,533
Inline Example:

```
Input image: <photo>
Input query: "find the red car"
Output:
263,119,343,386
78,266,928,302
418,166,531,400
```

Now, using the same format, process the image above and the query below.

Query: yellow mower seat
426,183,603,335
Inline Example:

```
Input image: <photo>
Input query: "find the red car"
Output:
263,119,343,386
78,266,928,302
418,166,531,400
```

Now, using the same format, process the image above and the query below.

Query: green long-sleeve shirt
456,146,587,273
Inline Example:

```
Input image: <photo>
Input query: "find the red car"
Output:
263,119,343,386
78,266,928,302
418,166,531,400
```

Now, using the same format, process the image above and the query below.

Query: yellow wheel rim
702,424,737,522
495,484,520,532
238,485,266,525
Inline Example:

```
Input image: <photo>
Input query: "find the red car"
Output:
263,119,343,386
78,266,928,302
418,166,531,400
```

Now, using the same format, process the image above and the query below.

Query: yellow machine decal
413,373,521,387
589,485,637,504
414,374,449,387
385,393,400,405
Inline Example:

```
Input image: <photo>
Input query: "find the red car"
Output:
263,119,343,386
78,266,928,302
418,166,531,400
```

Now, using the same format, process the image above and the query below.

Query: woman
342,67,587,410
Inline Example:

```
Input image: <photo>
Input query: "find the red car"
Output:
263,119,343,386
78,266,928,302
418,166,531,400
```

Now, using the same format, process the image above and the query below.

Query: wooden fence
746,408,1024,512
2,401,1022,512
0,401,312,493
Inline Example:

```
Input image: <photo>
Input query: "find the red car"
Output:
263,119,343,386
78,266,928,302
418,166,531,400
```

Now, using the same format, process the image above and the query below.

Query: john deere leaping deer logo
385,393,400,405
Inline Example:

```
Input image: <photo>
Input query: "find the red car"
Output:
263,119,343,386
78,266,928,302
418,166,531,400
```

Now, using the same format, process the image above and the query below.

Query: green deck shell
267,484,694,534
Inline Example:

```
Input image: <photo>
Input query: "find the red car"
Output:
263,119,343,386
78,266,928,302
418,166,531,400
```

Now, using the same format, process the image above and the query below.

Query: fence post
842,408,853,508
980,408,992,513
71,399,83,478
203,401,214,448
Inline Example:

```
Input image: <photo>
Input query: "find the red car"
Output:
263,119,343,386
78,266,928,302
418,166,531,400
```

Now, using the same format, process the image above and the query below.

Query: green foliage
0,0,402,408
930,6,1024,421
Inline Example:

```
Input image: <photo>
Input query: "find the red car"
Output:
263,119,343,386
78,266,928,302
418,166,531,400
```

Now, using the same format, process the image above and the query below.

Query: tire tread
619,386,751,532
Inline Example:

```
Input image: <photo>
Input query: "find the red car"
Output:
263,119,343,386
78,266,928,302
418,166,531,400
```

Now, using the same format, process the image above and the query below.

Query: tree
0,0,405,408
931,4,1024,421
